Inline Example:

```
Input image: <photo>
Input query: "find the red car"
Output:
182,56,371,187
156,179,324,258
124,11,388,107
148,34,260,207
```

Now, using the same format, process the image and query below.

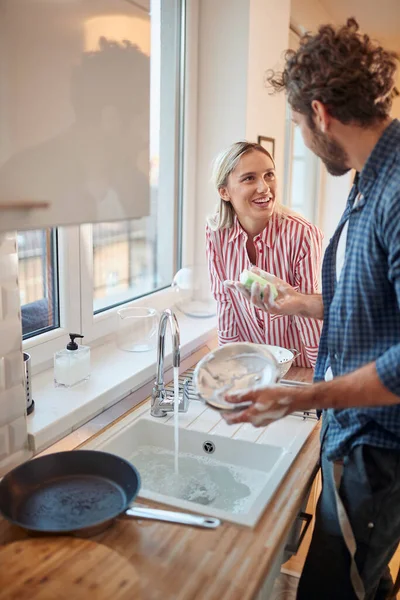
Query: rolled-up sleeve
206,227,239,345
293,225,323,367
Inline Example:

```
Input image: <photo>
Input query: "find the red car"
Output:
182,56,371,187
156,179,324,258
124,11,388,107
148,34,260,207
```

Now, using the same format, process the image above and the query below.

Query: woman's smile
252,194,273,208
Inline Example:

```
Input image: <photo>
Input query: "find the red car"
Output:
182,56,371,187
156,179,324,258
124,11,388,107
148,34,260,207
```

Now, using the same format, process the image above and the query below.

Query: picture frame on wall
257,135,275,158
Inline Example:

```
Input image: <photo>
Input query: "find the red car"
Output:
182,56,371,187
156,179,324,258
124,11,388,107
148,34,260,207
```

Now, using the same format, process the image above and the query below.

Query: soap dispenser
54,333,91,387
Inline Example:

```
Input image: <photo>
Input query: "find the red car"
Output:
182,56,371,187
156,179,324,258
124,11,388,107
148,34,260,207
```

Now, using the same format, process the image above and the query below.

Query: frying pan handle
124,506,220,529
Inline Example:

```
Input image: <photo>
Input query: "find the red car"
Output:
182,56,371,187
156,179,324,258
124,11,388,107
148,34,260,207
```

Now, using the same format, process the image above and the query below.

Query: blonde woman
206,141,323,368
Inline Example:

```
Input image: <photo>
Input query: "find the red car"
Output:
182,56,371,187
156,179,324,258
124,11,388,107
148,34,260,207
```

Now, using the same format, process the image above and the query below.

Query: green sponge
239,269,278,301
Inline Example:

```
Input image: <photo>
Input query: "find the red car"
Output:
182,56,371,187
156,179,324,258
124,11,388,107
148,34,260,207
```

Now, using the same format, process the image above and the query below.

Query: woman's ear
219,186,230,202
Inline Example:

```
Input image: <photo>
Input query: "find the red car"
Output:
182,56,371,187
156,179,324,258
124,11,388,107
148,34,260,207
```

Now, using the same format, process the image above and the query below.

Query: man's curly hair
268,18,399,126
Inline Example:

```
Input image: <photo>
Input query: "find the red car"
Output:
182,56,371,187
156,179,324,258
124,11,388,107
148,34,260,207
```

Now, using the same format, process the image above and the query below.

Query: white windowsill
27,311,217,453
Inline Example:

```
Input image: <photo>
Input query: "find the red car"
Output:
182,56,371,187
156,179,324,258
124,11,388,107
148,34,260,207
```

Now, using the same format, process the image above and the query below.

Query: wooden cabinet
257,472,321,599
281,471,321,577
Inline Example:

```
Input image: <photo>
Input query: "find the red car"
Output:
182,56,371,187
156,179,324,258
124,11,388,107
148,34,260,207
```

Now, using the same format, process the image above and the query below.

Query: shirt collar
228,214,279,248
227,214,242,243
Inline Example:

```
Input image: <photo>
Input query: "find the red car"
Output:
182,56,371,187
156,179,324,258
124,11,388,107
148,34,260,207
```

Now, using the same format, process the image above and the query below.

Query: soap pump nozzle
67,333,84,351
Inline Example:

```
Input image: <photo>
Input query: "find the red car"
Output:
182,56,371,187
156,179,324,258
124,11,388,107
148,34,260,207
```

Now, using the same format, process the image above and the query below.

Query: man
223,18,400,600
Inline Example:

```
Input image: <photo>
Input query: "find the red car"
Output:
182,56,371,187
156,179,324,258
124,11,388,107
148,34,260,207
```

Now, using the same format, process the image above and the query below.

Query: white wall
290,0,334,33
191,0,249,266
393,99,400,120
392,71,400,119
246,0,290,178
190,0,291,263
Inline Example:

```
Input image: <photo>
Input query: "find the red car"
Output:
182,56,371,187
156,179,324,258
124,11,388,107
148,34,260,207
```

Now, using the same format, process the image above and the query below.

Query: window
283,28,320,223
18,0,186,370
92,218,161,313
18,229,59,339
283,119,320,222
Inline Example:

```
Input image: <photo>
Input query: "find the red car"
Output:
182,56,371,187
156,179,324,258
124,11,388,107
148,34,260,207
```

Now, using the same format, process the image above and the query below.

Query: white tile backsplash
0,424,9,461
0,384,26,427
9,415,28,454
0,318,23,355
5,350,25,389
0,232,31,475
3,284,21,320
0,233,18,256
0,357,5,392
0,254,18,284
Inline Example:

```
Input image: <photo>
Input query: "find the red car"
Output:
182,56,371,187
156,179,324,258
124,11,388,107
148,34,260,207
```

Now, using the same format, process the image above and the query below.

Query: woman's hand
224,266,304,317
221,384,315,427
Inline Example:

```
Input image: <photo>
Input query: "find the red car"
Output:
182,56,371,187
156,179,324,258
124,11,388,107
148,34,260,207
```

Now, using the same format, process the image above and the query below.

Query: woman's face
219,150,277,224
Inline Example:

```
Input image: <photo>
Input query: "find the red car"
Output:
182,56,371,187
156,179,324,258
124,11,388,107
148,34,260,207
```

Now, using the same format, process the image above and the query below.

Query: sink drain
203,441,215,454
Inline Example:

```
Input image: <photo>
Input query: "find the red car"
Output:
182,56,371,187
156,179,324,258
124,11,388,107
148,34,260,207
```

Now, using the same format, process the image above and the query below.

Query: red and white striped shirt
206,213,323,368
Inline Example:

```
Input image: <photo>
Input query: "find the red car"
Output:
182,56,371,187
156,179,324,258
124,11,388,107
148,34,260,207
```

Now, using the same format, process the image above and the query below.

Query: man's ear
219,186,231,202
311,100,331,133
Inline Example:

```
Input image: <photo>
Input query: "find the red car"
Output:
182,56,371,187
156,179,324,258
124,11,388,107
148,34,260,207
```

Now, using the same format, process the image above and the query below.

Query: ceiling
318,0,400,51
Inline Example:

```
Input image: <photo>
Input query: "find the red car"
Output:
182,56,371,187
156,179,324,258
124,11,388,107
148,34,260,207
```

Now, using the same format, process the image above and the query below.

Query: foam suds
130,446,270,513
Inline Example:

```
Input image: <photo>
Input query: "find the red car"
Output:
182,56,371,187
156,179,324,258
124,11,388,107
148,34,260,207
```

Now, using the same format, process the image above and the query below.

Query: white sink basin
84,407,317,527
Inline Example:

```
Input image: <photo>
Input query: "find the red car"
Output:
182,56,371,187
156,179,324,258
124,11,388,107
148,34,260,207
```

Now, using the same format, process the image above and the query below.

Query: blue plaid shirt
315,119,400,461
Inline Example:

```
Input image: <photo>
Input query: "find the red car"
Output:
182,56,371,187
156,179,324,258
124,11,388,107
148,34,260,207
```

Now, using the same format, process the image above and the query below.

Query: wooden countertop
0,368,320,600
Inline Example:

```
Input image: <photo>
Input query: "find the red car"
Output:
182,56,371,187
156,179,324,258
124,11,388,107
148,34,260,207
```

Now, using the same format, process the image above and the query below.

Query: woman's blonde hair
207,141,292,230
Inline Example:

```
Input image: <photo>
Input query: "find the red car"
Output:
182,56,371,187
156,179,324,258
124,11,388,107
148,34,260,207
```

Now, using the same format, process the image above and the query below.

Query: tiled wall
0,232,31,476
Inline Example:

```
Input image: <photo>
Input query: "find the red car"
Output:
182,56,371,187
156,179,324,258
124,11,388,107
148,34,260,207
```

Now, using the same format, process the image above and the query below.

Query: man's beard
311,127,350,177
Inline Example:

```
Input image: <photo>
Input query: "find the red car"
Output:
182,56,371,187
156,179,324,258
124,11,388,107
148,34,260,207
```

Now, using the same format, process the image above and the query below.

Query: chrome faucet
151,308,190,417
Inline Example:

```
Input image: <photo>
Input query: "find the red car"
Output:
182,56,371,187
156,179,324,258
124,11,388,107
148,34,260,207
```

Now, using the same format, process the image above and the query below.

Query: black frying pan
0,450,220,536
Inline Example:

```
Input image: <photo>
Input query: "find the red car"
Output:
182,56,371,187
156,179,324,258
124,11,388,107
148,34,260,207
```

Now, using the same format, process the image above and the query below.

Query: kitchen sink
83,407,317,527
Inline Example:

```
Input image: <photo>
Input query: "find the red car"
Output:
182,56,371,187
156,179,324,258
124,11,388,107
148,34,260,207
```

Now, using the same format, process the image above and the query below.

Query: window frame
283,115,320,223
22,225,82,373
19,227,60,340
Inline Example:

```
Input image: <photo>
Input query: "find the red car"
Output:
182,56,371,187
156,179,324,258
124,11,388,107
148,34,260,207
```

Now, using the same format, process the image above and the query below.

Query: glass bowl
171,265,216,318
193,342,279,411
116,307,159,352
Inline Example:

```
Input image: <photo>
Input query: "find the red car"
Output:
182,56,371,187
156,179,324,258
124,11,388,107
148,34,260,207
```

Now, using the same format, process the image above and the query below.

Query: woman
206,141,323,368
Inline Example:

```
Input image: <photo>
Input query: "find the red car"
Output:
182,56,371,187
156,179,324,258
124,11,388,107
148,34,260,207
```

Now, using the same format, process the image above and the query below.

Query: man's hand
224,266,324,320
221,385,314,427
220,362,400,428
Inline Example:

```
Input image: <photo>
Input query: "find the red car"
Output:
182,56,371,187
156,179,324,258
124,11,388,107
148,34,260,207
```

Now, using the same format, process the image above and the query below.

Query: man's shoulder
387,151,400,188
378,152,400,207
377,120,400,191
